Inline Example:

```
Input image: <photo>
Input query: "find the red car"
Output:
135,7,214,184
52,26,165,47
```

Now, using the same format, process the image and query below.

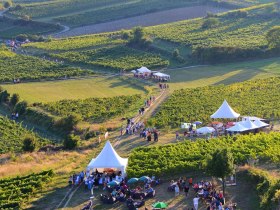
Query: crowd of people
167,177,236,210
159,83,169,90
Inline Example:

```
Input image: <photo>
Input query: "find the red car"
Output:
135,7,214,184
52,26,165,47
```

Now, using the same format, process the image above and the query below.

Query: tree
0,90,10,103
3,1,12,8
14,101,27,115
63,134,80,150
128,26,152,48
266,26,280,49
202,17,219,29
10,93,20,107
205,148,234,196
22,135,37,152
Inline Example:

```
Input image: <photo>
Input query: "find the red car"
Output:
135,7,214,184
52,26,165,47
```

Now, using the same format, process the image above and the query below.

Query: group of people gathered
159,83,169,90
168,177,236,210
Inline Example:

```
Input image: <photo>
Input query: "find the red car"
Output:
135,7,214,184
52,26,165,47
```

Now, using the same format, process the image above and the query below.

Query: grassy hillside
2,77,147,103
148,3,280,63
0,47,90,82
8,0,203,27
0,115,48,154
150,77,280,127
0,16,61,39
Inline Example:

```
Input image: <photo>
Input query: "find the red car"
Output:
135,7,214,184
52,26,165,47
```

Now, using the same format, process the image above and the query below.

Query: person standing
154,131,158,142
175,184,180,196
193,196,199,210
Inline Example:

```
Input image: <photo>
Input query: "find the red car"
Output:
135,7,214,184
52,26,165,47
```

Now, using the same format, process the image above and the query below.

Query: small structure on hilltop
87,141,128,178
152,72,171,81
211,100,240,119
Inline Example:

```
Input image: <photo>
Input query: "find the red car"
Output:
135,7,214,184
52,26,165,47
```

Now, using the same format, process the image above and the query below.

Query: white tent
137,66,151,74
211,100,240,119
196,126,215,134
87,141,128,177
226,123,248,132
253,119,269,128
131,70,136,73
153,72,170,79
238,120,258,130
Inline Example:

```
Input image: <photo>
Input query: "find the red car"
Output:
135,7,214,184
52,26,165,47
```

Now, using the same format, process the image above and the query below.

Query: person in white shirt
193,195,199,210
174,184,180,196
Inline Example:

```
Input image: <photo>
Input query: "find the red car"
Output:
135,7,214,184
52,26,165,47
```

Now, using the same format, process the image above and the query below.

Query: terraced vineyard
148,3,280,62
8,0,203,27
0,170,54,209
51,45,169,71
127,132,280,177
24,34,124,51
150,77,280,128
0,115,48,154
0,48,91,82
41,94,143,122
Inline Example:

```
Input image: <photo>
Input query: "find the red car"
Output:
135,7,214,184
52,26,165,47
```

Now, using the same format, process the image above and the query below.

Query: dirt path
55,5,227,38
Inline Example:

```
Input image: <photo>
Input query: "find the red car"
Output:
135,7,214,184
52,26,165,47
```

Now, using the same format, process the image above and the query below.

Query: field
7,0,203,27
148,3,280,62
151,77,280,127
0,170,54,209
0,16,60,39
165,57,280,91
0,47,90,82
52,45,169,71
0,115,48,154
55,5,226,37
41,94,142,123
2,77,147,103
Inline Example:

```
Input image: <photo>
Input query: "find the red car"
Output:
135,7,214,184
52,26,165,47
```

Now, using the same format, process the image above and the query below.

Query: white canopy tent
238,120,258,130
87,141,128,177
211,100,240,119
226,123,248,132
253,119,269,128
196,126,215,134
136,66,151,74
153,72,170,79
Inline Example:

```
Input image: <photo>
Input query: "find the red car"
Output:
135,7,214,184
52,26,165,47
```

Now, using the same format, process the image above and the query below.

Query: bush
63,134,80,149
55,114,81,132
14,101,27,115
16,34,28,42
0,90,10,103
22,135,37,152
202,17,219,29
10,93,20,107
3,1,12,8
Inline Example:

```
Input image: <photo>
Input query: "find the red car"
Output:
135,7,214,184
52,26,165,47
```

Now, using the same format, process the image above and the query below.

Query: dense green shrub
14,101,28,115
22,135,37,152
63,134,80,149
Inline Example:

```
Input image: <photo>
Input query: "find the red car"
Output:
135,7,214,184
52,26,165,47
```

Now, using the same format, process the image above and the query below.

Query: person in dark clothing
154,132,158,142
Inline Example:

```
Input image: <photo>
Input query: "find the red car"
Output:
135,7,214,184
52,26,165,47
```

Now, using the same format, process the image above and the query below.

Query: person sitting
146,186,155,198
117,191,126,202
81,200,93,210
111,189,117,197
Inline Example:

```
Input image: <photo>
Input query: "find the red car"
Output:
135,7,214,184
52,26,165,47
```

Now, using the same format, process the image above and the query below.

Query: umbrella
127,178,139,184
193,121,202,125
107,180,119,187
152,202,168,209
139,176,151,182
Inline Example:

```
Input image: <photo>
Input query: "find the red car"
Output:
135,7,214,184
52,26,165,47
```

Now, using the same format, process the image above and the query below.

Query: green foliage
42,94,142,123
25,35,124,51
3,0,12,8
127,132,280,177
14,100,27,115
22,135,37,152
202,17,219,29
0,90,10,103
206,148,234,194
266,26,280,49
128,27,152,48
0,170,54,209
52,45,168,71
63,134,80,149
148,3,280,62
10,93,20,107
55,114,81,132
0,116,48,154
151,77,280,128
247,168,280,210
0,49,90,82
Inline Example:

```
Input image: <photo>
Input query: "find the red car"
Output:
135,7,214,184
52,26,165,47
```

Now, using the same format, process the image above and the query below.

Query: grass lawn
164,57,280,91
2,77,147,103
